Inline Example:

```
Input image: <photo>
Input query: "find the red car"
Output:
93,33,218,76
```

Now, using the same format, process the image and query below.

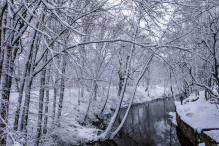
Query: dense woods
0,0,218,145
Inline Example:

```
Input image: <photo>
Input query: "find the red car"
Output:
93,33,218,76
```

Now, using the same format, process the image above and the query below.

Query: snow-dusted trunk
212,33,219,94
14,44,33,130
84,84,95,121
147,69,150,97
0,10,5,143
118,55,129,96
0,2,6,81
0,45,13,144
99,17,140,140
52,86,57,120
20,77,32,132
101,69,114,113
1,2,34,138
13,1,42,131
78,63,85,106
43,64,50,134
20,29,39,136
77,57,85,106
99,52,132,139
78,87,81,106
35,50,47,146
170,70,174,97
0,47,4,83
93,80,98,101
0,9,19,143
110,54,154,139
52,55,60,126
57,54,66,126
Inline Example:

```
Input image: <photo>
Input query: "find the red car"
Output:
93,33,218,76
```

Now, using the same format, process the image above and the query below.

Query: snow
168,112,177,126
41,0,56,10
198,143,205,146
12,142,23,146
204,130,219,143
123,85,170,106
175,91,219,134
77,127,99,142
8,85,170,145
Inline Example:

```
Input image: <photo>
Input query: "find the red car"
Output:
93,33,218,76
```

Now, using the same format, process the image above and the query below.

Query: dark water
113,98,180,146
95,97,194,146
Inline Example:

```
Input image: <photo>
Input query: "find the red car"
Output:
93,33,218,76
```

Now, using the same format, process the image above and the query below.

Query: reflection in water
113,97,181,146
94,97,194,146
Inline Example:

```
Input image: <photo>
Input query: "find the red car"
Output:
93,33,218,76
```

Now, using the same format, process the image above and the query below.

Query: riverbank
172,91,219,145
9,85,171,145
51,86,171,145
90,96,180,146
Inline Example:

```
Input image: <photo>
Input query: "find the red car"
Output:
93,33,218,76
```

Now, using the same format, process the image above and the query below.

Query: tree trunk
93,81,98,101
43,64,50,134
52,83,57,126
0,45,12,144
20,30,39,140
170,70,174,97
99,33,138,141
0,2,7,82
84,85,94,121
78,87,81,106
0,44,18,144
110,54,154,139
35,51,47,146
57,55,66,127
118,55,129,96
101,69,114,113
14,45,33,130
20,77,33,135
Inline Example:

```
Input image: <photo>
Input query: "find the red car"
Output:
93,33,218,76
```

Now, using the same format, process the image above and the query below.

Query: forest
0,0,218,145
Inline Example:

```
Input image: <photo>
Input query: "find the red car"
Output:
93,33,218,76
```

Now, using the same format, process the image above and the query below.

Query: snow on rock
198,143,205,146
168,112,177,126
175,91,219,132
204,130,219,143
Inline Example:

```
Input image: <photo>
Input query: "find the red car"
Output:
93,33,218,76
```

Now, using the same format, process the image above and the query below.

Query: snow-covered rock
175,91,219,131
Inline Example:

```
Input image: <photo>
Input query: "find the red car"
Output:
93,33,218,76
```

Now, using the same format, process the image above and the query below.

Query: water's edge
88,97,194,146
176,110,219,146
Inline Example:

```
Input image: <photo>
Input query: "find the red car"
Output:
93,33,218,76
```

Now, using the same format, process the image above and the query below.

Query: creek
94,97,194,146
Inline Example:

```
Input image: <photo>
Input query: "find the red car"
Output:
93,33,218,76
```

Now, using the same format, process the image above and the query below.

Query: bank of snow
173,91,219,145
168,112,177,126
203,130,219,143
8,85,170,145
175,91,219,131
52,85,170,145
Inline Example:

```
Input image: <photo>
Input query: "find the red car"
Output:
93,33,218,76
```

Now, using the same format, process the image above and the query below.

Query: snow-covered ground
9,85,170,145
204,130,219,143
173,91,219,145
175,91,219,131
